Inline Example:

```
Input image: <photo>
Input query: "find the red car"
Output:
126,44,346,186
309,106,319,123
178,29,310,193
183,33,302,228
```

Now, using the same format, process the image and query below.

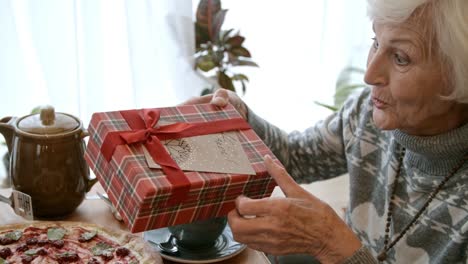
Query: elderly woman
187,0,468,262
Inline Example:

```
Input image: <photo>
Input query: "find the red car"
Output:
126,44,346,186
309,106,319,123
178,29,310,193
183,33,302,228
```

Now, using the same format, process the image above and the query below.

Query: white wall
195,0,373,132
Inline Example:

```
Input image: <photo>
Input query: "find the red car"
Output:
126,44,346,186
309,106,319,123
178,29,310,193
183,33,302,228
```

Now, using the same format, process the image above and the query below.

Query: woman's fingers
235,196,286,217
211,88,230,106
179,88,248,119
228,156,362,260
264,155,311,199
179,94,213,105
178,88,229,106
233,156,321,218
179,88,231,108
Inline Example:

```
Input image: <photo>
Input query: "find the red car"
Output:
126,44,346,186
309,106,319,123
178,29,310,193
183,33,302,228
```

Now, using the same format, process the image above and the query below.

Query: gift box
84,103,278,233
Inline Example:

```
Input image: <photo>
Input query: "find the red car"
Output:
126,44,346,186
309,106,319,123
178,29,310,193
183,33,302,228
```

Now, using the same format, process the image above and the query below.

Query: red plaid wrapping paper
84,103,278,233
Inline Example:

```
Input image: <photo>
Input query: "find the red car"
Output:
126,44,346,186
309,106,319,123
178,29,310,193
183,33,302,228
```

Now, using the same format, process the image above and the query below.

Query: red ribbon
100,108,251,205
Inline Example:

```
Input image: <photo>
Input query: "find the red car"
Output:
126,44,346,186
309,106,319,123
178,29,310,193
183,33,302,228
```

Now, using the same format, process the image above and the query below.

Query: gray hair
367,0,468,103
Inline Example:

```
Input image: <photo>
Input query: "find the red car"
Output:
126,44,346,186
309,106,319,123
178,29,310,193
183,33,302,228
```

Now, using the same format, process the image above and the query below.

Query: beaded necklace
377,148,468,261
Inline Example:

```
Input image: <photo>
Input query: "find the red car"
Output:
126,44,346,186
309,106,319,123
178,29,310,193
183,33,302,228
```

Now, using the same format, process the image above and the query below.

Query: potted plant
194,0,259,95
315,67,367,111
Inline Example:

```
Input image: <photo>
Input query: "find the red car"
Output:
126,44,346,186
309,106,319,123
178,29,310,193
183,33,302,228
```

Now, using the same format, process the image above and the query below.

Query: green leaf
80,231,97,241
229,47,251,58
231,58,259,67
196,0,221,27
0,257,8,264
47,228,66,241
195,22,211,49
226,35,245,48
314,101,338,112
196,0,222,42
5,230,22,241
240,80,247,94
201,87,214,96
211,10,228,42
217,71,235,92
92,242,114,256
196,58,216,72
334,84,366,107
335,67,366,89
221,29,235,42
25,249,39,256
231,74,249,94
213,50,225,65
232,73,249,81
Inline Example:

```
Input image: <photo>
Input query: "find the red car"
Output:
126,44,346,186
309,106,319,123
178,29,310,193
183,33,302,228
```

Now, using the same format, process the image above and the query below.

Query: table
0,184,270,264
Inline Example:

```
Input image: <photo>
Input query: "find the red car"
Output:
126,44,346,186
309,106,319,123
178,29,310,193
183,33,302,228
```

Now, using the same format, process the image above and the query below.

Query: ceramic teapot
0,106,96,218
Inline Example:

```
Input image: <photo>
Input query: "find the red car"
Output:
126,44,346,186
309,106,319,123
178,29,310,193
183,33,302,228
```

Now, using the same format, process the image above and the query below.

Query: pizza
0,221,162,264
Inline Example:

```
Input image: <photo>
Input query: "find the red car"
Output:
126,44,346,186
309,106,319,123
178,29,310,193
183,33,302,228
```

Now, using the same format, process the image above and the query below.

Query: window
202,0,372,131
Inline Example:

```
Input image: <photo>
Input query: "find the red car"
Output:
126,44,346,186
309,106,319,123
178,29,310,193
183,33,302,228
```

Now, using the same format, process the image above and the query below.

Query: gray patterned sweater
247,88,468,263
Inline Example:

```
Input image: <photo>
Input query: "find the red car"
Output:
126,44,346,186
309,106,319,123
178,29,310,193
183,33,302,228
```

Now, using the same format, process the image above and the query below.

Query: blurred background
0,2,361,261
0,0,371,132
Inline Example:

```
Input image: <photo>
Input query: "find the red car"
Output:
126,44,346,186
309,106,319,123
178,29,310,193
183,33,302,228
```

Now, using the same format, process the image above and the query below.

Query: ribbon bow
100,108,251,205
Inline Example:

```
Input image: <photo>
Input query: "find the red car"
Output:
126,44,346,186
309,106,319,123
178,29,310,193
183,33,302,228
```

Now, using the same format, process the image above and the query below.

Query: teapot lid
18,106,80,135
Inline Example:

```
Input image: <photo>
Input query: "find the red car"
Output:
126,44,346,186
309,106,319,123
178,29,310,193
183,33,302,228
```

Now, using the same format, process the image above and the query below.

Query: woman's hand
228,156,362,263
182,88,248,120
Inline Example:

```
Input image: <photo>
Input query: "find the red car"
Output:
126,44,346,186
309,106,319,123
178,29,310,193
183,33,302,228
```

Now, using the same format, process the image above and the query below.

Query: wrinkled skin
182,89,362,263
181,11,468,261
182,89,248,120
228,155,362,263
366,22,468,136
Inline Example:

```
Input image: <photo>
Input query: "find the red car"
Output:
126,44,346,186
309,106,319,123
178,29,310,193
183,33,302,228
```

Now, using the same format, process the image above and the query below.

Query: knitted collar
392,122,468,176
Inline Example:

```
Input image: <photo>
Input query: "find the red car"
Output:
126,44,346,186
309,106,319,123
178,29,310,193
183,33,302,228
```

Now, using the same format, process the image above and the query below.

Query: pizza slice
0,221,162,264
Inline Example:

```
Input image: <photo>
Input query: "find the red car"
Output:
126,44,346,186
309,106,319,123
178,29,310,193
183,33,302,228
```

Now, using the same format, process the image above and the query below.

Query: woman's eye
371,37,379,49
394,53,410,66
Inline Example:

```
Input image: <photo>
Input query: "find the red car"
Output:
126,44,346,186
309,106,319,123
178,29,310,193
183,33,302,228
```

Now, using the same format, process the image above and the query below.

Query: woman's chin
372,110,397,131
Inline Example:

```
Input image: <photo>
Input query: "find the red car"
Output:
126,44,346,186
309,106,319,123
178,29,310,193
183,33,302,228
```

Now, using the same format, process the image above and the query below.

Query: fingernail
212,97,227,105
242,214,256,219
238,195,247,201
237,195,251,204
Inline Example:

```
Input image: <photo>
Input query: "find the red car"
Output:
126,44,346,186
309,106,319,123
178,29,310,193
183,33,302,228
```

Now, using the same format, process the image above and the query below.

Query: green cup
168,217,228,249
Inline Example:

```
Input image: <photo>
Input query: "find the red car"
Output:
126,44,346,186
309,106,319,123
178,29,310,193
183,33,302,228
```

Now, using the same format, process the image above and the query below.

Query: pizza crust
0,221,162,264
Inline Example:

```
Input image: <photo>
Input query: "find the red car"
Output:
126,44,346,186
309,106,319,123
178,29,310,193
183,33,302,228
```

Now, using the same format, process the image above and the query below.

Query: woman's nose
364,51,388,87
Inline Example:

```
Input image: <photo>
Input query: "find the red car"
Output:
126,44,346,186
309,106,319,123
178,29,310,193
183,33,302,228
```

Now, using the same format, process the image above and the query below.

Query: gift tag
144,131,255,175
12,190,34,220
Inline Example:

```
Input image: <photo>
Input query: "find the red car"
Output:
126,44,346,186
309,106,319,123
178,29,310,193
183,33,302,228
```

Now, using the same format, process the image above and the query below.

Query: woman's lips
372,97,389,109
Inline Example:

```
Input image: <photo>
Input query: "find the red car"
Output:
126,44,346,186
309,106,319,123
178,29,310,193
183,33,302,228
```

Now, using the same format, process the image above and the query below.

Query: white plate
143,225,246,263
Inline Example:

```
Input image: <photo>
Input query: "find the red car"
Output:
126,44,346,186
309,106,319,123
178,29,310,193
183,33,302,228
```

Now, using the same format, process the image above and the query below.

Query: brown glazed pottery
0,106,96,218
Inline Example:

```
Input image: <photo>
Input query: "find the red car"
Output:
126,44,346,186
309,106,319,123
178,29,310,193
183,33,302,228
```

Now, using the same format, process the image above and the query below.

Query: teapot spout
0,117,16,154
86,177,98,192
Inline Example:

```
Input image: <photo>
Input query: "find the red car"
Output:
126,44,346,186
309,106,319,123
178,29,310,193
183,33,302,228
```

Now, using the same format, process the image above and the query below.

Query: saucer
143,225,246,263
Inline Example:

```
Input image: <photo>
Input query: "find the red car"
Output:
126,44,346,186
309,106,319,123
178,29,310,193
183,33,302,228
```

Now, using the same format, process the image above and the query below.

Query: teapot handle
0,116,17,154
81,129,98,192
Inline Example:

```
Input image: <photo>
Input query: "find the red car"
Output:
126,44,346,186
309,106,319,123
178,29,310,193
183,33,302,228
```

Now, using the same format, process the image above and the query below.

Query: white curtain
1,0,372,132
0,0,206,126
218,0,372,132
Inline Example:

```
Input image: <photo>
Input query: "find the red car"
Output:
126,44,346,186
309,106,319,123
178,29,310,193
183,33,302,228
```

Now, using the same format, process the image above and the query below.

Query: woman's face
365,22,467,136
